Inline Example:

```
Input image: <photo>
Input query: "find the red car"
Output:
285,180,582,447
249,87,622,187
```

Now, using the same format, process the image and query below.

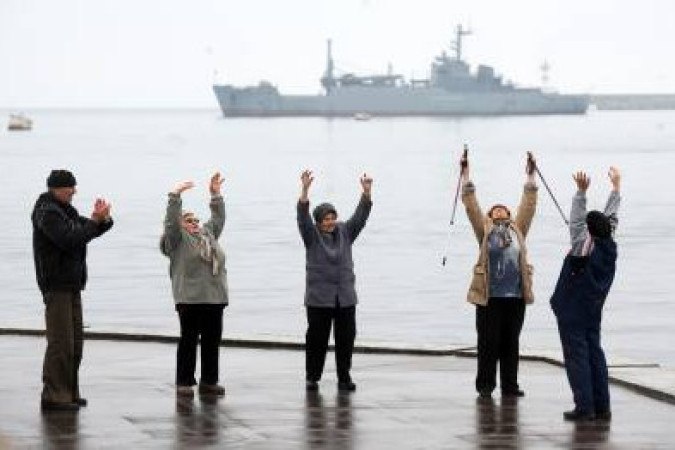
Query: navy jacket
32,192,113,293
550,237,617,327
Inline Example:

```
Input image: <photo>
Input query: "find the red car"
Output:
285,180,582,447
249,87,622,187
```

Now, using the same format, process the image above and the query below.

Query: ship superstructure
213,26,589,117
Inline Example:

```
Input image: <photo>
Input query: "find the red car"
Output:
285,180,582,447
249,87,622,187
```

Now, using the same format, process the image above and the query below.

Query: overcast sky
1,0,673,108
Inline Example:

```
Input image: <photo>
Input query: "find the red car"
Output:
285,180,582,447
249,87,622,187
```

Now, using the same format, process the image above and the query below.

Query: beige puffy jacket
461,180,538,306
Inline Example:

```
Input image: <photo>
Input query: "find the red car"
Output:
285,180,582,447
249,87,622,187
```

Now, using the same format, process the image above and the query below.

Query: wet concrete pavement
0,335,673,449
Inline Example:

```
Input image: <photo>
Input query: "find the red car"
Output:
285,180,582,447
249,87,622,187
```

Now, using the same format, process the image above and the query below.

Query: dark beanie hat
313,203,338,223
586,210,611,239
47,170,77,188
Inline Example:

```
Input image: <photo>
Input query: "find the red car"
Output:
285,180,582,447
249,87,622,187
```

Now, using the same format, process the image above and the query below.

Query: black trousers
176,304,224,386
475,298,525,393
305,305,356,383
42,291,83,403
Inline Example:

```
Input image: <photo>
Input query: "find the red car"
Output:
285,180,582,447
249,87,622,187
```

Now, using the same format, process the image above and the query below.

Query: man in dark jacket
32,170,113,411
550,168,620,421
297,170,372,392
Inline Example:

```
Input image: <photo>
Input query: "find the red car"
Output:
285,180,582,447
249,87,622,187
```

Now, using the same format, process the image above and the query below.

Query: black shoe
563,409,596,421
198,383,226,396
41,400,80,412
501,389,525,398
306,380,319,391
595,410,612,421
75,398,88,407
477,389,492,399
337,381,356,392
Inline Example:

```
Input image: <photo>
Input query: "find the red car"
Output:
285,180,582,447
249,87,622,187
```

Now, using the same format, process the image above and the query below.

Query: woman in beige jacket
461,152,537,399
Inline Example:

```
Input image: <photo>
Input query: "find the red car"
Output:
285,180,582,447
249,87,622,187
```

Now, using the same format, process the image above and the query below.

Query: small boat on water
353,112,372,121
8,114,33,131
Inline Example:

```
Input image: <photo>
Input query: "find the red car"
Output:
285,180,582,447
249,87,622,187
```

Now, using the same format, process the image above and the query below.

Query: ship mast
451,24,472,61
320,39,336,95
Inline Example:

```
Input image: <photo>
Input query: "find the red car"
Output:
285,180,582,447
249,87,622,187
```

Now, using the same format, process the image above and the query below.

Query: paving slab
0,335,673,449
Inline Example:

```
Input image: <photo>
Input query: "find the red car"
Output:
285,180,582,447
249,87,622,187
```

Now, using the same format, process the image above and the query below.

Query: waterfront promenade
0,334,673,449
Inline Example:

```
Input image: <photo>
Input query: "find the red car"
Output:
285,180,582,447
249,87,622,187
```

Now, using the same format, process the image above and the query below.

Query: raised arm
569,171,590,253
460,152,486,243
161,181,194,255
297,170,315,247
514,152,538,238
203,172,226,239
604,167,621,234
345,173,373,242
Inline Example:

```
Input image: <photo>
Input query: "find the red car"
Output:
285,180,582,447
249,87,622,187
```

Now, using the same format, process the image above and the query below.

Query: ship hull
213,85,589,117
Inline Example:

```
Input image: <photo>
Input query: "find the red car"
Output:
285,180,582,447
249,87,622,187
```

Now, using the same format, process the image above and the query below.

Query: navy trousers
557,321,610,414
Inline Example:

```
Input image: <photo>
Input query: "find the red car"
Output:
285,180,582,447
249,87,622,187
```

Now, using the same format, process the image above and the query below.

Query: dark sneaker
337,381,356,392
501,389,525,398
41,400,80,412
563,409,596,421
75,398,88,407
306,380,319,391
595,410,612,421
198,383,225,396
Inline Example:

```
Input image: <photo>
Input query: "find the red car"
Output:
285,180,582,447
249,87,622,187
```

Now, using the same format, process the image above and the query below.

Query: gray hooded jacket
297,195,372,308
160,193,228,305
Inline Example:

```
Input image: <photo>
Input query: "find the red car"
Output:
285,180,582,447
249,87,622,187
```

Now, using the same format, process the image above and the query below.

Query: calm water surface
1,109,674,366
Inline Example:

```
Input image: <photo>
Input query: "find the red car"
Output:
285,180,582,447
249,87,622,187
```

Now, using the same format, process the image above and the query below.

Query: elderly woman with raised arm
461,153,538,399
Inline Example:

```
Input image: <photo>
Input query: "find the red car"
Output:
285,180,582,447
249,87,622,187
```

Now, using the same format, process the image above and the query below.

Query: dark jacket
297,195,372,308
32,192,113,293
550,237,617,327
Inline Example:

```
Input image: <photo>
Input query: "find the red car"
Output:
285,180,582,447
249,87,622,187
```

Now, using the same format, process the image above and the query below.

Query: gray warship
213,26,589,117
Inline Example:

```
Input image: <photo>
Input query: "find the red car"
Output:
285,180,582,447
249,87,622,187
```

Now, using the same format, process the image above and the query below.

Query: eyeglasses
184,217,200,224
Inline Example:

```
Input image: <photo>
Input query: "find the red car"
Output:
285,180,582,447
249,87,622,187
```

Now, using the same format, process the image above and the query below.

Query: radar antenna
451,24,472,61
320,39,336,94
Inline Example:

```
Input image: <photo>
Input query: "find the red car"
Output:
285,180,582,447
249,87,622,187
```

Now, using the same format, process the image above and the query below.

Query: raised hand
301,170,314,191
460,148,469,178
300,170,314,202
209,172,224,195
573,171,591,192
360,173,373,196
172,181,195,195
526,151,536,176
608,166,621,191
91,198,112,222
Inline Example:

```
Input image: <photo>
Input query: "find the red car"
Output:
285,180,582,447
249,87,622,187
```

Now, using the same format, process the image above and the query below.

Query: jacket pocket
469,264,487,300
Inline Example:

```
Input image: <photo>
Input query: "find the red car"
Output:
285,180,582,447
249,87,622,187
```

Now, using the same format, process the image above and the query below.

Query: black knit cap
586,210,611,239
47,169,77,188
313,203,337,223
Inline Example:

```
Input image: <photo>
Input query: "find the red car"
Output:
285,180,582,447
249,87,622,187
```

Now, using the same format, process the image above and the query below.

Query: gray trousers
42,291,83,403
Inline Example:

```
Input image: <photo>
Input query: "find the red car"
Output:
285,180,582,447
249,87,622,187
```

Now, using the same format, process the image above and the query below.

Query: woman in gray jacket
160,172,227,397
297,170,373,392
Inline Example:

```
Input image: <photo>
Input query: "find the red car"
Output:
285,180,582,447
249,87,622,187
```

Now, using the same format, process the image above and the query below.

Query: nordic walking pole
443,144,468,266
449,144,468,225
529,151,569,225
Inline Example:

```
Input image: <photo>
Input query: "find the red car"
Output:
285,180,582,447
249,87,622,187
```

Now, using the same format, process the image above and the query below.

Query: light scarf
190,232,220,276
492,220,513,248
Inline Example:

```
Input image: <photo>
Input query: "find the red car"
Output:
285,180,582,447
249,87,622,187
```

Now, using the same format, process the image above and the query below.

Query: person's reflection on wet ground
570,420,610,447
174,393,221,447
475,396,520,449
304,391,354,449
41,409,80,450
305,391,327,447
